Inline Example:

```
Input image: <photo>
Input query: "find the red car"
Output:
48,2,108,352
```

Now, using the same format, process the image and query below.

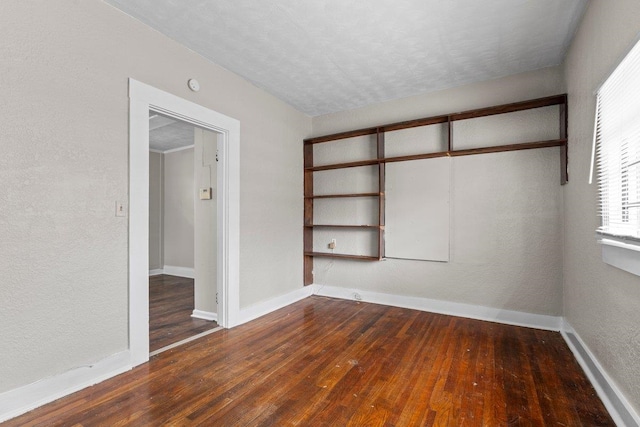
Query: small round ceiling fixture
188,79,200,92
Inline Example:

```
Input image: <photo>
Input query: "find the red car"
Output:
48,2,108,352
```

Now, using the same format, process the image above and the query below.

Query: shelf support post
304,143,314,285
377,128,386,260
447,116,453,153
559,95,568,185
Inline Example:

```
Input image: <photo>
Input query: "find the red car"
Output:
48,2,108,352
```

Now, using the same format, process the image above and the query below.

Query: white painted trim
312,284,562,331
600,238,640,252
129,78,241,368
149,268,164,276
129,87,151,366
192,309,217,321
0,351,131,423
238,286,315,325
163,265,195,279
561,320,640,427
149,326,223,357
599,239,640,277
149,148,164,154
162,144,195,154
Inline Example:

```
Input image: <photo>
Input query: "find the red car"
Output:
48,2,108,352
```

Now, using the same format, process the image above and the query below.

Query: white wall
0,0,310,395
311,67,565,316
149,152,163,270
194,129,217,314
562,0,640,413
163,147,195,270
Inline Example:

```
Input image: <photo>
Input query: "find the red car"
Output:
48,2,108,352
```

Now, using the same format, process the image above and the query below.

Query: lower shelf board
304,224,382,229
305,252,380,261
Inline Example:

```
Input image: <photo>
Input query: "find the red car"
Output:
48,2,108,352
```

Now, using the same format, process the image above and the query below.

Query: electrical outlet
328,239,336,249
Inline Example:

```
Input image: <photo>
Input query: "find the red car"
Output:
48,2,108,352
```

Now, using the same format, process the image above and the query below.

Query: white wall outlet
115,201,127,217
199,187,212,200
328,239,336,249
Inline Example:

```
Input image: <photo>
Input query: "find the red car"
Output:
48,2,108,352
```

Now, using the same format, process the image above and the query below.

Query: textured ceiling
106,0,588,116
149,114,194,152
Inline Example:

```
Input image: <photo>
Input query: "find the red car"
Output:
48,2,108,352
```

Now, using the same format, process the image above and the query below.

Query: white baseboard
561,320,640,427
0,351,132,423
148,268,164,276
238,285,315,326
191,309,217,322
161,265,195,279
312,284,562,331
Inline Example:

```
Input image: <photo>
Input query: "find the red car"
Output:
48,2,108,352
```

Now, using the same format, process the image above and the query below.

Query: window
593,38,640,275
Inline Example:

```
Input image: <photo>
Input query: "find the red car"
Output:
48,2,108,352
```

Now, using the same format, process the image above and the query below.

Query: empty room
1,1,639,426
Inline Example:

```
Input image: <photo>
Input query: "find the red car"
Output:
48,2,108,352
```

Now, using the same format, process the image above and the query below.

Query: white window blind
595,38,640,240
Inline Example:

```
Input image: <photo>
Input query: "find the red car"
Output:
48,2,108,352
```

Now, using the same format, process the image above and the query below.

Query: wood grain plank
149,275,217,352
304,252,379,261
6,297,614,427
306,192,382,199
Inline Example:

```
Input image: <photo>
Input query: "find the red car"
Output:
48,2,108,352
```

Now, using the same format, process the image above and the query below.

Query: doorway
128,79,240,367
147,117,221,354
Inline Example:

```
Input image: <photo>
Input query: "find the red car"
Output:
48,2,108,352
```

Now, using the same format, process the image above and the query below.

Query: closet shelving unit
304,94,568,285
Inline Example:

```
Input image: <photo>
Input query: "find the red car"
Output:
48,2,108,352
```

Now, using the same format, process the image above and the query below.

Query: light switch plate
199,188,212,200
115,201,127,217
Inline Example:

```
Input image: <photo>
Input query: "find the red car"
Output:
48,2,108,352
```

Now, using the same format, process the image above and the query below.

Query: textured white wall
194,129,217,314
311,68,564,316
562,0,640,413
163,148,195,269
0,0,310,394
149,152,163,271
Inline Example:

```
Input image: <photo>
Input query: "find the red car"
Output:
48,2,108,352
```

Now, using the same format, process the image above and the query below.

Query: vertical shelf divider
377,129,386,260
447,116,453,152
303,143,314,285
559,95,568,185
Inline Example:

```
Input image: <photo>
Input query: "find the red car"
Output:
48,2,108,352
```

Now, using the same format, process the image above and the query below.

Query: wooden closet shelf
306,159,379,171
304,252,380,261
304,224,383,229
305,139,567,171
305,192,382,199
448,139,567,157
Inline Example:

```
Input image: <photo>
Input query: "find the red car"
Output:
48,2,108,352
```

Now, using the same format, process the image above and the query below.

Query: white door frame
128,79,240,367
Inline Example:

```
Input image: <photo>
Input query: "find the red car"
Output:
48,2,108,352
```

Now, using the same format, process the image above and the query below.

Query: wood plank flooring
149,274,217,352
5,296,614,426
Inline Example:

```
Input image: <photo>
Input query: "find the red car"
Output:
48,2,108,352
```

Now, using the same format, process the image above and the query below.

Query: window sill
598,235,640,276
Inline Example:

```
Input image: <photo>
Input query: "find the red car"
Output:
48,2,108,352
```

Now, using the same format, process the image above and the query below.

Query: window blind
595,38,640,239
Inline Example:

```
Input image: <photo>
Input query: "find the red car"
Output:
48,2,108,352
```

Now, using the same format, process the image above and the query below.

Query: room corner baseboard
0,351,132,423
237,285,315,326
561,320,640,427
312,284,562,331
161,265,195,279
191,309,217,322
149,268,164,276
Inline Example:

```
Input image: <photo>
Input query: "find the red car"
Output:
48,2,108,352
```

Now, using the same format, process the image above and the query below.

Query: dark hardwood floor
149,274,217,352
5,296,613,426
